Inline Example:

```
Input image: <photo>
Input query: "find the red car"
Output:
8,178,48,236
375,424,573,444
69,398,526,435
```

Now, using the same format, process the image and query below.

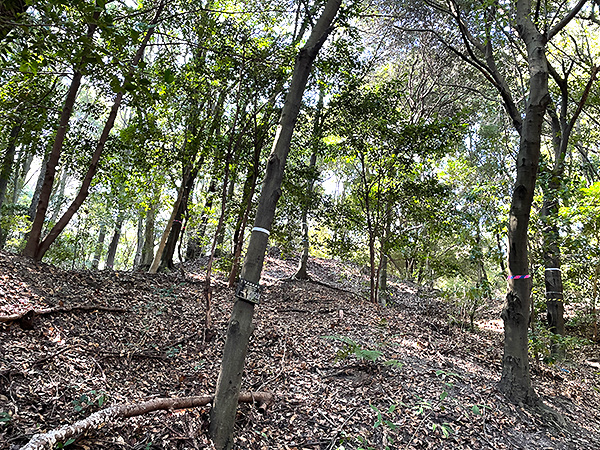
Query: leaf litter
1,251,600,449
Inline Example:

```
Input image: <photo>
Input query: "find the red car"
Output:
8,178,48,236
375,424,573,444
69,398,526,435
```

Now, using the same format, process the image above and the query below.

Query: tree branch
547,0,588,40
21,392,274,450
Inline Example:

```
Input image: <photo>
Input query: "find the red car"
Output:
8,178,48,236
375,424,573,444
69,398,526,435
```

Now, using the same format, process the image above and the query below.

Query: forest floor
1,250,600,450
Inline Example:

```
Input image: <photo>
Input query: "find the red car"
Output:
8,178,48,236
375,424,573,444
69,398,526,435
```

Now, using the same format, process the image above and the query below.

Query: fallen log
21,392,273,450
0,304,127,329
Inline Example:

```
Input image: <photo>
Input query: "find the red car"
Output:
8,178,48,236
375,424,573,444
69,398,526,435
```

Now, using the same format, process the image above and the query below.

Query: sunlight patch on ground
476,319,503,333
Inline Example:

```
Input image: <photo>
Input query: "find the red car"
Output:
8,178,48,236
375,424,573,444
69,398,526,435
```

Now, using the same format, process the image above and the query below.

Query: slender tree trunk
209,2,341,446
27,1,164,261
22,12,101,258
105,213,124,270
48,168,68,226
149,179,186,274
0,123,20,210
186,179,217,261
27,153,48,221
378,206,392,306
542,66,597,343
91,222,106,270
228,165,259,287
294,90,323,280
140,201,157,269
133,213,144,269
13,150,32,204
160,165,197,270
498,5,550,404
213,175,236,257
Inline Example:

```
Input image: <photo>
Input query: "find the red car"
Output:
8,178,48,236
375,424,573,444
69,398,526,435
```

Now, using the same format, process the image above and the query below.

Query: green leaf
163,69,176,84
440,390,448,401
472,405,481,415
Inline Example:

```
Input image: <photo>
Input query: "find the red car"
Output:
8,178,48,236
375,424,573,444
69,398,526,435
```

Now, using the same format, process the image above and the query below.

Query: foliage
322,335,403,369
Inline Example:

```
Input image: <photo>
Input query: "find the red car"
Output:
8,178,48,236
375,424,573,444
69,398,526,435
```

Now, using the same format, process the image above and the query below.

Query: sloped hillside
1,251,600,449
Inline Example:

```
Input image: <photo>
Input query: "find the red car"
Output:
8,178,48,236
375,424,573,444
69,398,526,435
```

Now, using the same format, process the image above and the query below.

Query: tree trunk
27,153,48,221
186,179,217,261
209,1,341,446
105,213,124,270
0,123,20,210
542,66,597,342
160,165,197,270
91,222,106,270
12,150,32,204
213,174,236,257
26,1,164,261
498,4,550,404
48,168,68,226
140,201,157,269
22,12,101,258
228,85,283,286
378,207,392,306
294,90,323,280
228,164,260,287
133,213,144,269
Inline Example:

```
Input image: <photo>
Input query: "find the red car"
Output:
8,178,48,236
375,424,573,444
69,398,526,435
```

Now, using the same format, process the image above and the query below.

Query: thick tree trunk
209,2,341,447
27,2,164,261
149,180,186,274
104,213,124,270
0,123,20,210
498,6,549,404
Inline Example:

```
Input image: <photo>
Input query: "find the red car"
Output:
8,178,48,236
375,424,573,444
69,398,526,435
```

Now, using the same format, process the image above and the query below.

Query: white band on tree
252,227,270,236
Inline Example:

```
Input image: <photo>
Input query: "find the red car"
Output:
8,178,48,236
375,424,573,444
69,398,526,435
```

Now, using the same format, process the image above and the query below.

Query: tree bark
12,149,32,204
0,123,20,210
160,165,197,270
497,1,550,405
22,11,101,258
21,392,273,450
91,222,106,270
209,1,341,447
104,213,124,270
294,90,323,280
140,201,157,269
27,1,165,261
149,178,186,274
133,213,144,269
186,179,217,261
541,65,598,341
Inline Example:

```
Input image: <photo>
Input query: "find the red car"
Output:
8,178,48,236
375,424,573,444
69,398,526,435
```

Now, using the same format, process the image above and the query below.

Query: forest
1,0,600,449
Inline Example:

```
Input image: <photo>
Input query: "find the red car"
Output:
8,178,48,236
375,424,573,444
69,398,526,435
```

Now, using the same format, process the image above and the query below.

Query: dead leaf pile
1,251,600,449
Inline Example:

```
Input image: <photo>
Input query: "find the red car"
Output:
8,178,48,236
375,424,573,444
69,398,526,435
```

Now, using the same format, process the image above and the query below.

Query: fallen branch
0,304,127,329
21,391,274,450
